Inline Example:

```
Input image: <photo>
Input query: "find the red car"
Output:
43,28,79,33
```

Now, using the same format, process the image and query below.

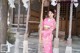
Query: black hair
47,9,56,18
49,9,56,14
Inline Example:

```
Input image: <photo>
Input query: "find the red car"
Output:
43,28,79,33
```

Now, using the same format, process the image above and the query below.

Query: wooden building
9,0,80,37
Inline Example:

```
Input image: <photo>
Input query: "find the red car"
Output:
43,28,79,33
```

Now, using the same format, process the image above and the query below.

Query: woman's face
48,11,54,18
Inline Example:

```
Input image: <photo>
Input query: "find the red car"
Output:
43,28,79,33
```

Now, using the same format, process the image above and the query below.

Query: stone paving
28,36,80,53
7,31,80,53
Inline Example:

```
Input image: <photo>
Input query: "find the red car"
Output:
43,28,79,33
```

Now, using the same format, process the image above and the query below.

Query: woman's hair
49,9,56,14
47,9,56,18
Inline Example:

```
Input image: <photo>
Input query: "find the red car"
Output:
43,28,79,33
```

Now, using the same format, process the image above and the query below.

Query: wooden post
67,0,73,46
55,1,60,39
53,0,60,53
54,0,60,48
0,0,8,52
17,0,20,32
65,0,73,53
22,7,25,24
8,7,14,27
65,3,69,40
14,0,20,53
75,8,78,36
23,0,30,53
38,0,44,53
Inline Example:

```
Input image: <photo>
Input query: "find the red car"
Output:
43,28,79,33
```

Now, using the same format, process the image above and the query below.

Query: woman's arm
50,19,56,31
41,18,47,30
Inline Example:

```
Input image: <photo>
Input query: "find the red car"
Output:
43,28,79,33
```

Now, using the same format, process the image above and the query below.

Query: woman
41,9,56,53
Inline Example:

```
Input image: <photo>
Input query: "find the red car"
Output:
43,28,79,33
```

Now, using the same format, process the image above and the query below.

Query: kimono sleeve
41,18,47,29
50,19,56,31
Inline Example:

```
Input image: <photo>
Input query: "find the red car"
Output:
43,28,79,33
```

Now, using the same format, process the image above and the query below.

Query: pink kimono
41,17,56,53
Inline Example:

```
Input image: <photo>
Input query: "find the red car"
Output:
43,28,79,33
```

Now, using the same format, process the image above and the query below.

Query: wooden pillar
0,0,8,52
17,0,21,32
65,3,69,40
75,8,78,36
13,8,15,24
23,0,30,53
14,0,20,53
38,0,44,53
22,7,25,24
9,7,14,27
